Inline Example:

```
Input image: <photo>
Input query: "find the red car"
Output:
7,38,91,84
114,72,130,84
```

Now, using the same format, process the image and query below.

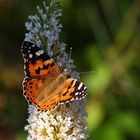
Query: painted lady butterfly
21,41,87,111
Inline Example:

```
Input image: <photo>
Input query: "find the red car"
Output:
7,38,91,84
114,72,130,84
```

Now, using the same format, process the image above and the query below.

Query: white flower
25,22,33,30
25,100,88,140
25,33,33,42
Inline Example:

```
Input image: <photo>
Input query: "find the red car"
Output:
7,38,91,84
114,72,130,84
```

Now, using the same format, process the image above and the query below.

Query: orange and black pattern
21,41,87,111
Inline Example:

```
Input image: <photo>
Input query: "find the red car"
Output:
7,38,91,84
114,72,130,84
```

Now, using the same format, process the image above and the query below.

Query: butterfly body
21,41,87,111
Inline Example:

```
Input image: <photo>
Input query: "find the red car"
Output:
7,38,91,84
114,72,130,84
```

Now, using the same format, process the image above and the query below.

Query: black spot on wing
35,67,41,74
43,64,49,69
50,62,55,67
29,81,33,85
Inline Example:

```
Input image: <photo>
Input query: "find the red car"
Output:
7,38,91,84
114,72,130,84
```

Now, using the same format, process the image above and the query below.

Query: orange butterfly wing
21,41,61,110
21,41,88,111
23,77,59,111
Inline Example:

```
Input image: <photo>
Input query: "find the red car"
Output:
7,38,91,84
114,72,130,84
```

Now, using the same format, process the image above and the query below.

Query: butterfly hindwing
23,77,43,105
60,78,88,104
23,77,59,111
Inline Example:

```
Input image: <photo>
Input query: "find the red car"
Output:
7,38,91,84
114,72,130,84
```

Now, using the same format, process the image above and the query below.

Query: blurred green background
0,0,140,140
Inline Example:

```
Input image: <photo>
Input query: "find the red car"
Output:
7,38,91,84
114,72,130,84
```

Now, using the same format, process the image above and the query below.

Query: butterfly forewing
21,41,60,78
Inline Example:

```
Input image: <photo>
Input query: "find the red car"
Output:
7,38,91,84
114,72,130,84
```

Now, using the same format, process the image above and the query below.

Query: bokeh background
0,0,140,140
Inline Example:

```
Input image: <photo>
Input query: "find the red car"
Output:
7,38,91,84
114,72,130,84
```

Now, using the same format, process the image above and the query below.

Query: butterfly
21,41,87,111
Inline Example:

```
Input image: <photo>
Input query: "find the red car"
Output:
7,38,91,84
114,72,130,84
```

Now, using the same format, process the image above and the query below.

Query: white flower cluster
25,0,79,78
25,100,88,140
24,0,88,139
25,1,62,54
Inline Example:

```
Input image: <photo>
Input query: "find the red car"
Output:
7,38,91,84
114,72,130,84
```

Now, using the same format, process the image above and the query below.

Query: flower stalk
24,1,88,139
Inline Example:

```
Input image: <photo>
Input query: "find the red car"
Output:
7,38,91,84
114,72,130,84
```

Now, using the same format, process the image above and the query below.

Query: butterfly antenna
65,47,72,72
69,47,72,63
80,70,95,74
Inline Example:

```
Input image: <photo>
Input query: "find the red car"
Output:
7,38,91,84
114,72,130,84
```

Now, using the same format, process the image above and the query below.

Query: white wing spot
78,83,83,90
66,101,69,103
24,65,26,69
84,86,87,90
24,58,27,62
75,92,79,96
75,97,79,100
79,92,82,95
29,54,33,58
36,50,44,56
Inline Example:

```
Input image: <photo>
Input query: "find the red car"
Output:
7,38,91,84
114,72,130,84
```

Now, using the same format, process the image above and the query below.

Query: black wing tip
21,41,50,58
